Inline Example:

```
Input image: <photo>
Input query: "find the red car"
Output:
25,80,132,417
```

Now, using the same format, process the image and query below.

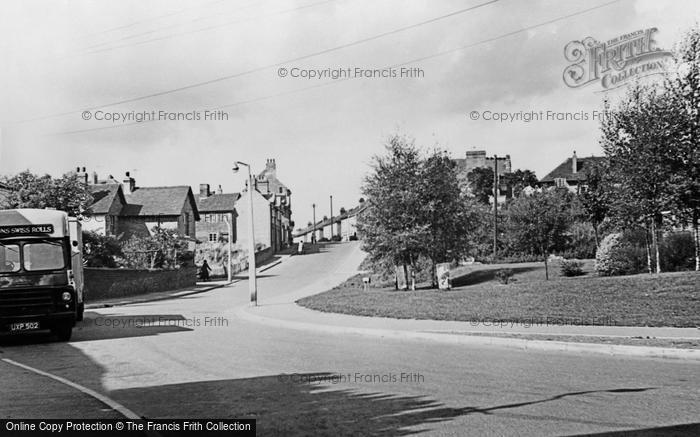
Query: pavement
88,243,700,360
85,253,290,309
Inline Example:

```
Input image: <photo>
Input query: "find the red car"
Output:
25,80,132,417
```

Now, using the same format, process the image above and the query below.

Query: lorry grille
0,289,56,317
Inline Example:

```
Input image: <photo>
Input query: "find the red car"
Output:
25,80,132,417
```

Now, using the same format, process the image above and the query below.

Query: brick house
539,151,607,194
79,168,199,241
195,184,239,244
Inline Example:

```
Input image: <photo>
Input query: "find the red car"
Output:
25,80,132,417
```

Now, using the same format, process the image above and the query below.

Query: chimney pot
572,151,578,174
199,183,211,198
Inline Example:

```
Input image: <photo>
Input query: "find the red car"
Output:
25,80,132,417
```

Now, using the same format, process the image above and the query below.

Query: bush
560,260,585,277
349,234,359,241
82,231,123,268
660,232,695,271
595,232,646,276
494,268,514,284
331,235,342,242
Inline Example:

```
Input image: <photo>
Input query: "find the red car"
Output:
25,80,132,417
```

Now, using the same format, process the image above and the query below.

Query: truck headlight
62,292,72,302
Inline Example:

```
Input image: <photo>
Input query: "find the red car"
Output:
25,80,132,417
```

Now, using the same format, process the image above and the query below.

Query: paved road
1,243,699,436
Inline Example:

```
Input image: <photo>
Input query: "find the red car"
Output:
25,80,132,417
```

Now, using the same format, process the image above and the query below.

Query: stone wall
85,266,197,301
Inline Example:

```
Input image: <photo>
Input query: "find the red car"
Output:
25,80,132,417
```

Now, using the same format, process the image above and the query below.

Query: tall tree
600,84,679,273
579,160,611,247
505,190,571,280
666,25,700,271
465,167,494,204
358,135,426,290
0,171,93,216
418,150,479,285
501,169,538,198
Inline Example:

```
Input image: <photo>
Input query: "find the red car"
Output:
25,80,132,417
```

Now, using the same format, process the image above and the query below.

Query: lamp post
223,213,232,283
312,203,316,244
329,195,333,239
233,161,257,306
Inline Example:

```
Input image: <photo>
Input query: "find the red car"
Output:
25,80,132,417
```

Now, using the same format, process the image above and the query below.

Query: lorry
0,209,84,341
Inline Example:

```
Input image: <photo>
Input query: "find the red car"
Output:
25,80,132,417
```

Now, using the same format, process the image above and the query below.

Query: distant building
293,201,368,243
453,149,512,204
539,151,606,194
195,184,239,244
235,159,294,254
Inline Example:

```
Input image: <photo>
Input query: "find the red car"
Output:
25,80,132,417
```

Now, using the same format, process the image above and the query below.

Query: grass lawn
297,261,700,327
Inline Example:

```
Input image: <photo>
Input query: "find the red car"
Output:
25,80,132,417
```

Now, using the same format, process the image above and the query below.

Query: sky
0,0,698,227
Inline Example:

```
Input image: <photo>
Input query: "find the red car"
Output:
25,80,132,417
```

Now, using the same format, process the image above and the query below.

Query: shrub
660,232,695,271
331,235,342,242
349,234,359,241
595,232,646,276
494,268,514,284
560,260,585,277
82,231,123,268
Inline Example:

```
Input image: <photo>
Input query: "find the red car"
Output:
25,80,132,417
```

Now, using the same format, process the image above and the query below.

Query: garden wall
85,267,197,301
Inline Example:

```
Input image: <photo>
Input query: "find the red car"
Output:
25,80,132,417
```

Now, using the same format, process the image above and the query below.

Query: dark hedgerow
560,260,585,277
494,268,514,284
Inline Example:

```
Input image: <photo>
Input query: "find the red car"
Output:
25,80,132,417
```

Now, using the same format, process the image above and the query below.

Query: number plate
9,322,40,332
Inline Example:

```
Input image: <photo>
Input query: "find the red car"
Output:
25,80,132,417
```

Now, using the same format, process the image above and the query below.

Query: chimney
217,185,223,195
199,183,211,198
92,171,98,184
265,158,277,174
572,151,578,174
75,166,88,185
122,171,135,195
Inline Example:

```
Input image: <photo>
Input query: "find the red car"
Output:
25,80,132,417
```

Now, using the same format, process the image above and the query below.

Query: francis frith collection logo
563,28,672,90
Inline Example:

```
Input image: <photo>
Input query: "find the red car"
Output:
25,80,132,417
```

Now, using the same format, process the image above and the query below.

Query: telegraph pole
493,154,498,261
312,203,316,243
329,195,334,238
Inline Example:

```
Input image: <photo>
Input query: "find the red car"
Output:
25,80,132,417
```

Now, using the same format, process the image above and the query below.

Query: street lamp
232,161,257,306
312,203,316,244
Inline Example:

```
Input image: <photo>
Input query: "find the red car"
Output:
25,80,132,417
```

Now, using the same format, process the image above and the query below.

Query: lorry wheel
76,303,84,322
51,325,72,342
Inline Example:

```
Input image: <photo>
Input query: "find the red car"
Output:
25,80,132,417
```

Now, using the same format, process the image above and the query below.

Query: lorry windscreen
0,239,66,272
0,243,21,272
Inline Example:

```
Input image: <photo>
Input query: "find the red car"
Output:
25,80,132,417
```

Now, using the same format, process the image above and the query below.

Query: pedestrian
199,259,211,282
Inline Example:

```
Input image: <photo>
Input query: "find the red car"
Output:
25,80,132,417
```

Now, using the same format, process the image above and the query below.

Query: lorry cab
0,209,84,341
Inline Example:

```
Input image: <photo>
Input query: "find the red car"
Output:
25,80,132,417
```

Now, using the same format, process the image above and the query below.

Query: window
0,243,20,272
220,233,229,243
554,178,567,188
209,233,218,242
23,242,65,271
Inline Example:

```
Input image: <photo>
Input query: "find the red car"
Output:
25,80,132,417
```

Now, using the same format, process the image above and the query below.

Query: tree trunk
644,227,652,275
394,264,399,290
651,218,660,274
593,223,599,248
431,261,437,289
402,263,409,291
694,208,699,272
544,254,549,281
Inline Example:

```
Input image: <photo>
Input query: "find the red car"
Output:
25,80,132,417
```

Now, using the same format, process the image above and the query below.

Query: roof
88,184,125,214
293,203,368,237
540,156,607,183
256,171,290,196
196,192,240,213
121,186,200,220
